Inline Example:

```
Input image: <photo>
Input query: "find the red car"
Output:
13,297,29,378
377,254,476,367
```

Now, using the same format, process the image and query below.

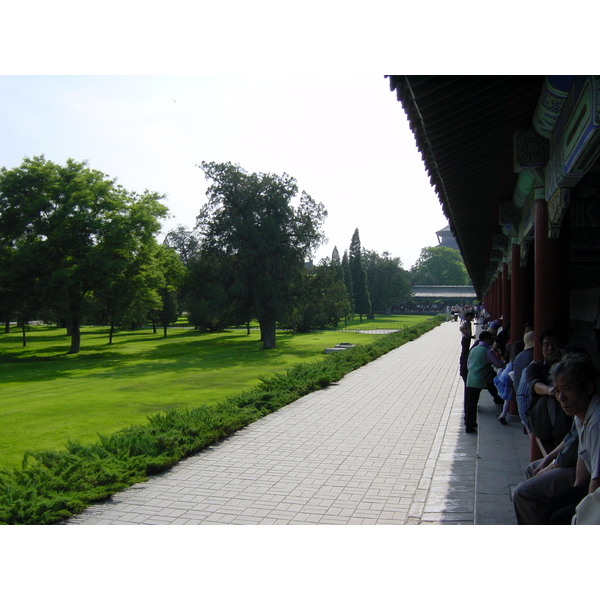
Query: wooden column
502,261,511,324
532,197,569,361
510,242,525,348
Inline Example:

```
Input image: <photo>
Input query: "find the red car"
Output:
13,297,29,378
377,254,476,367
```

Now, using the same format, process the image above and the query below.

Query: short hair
465,312,474,318
479,331,493,343
540,328,562,345
550,353,597,395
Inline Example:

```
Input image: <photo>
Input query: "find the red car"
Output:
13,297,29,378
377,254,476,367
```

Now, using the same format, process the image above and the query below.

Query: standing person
464,330,506,433
459,311,475,381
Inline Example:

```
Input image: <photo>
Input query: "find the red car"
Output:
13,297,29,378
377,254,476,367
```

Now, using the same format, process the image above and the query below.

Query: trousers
512,459,576,525
463,386,482,429
547,484,589,525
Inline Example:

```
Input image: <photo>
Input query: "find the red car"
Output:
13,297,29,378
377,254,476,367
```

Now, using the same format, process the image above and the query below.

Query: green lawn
338,314,436,330
0,316,429,471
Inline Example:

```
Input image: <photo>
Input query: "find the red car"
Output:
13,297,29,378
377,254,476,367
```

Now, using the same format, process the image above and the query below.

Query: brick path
66,321,480,525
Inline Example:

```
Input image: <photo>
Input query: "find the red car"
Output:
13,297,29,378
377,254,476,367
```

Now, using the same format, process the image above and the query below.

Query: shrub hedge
0,317,442,524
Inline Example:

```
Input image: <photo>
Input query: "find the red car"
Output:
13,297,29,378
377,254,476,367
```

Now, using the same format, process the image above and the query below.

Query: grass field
0,315,429,471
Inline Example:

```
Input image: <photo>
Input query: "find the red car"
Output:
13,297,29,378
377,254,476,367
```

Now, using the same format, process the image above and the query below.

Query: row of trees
1,157,470,353
0,156,186,353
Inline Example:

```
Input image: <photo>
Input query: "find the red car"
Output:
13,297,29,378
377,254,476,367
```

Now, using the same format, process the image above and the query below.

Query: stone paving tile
65,322,479,526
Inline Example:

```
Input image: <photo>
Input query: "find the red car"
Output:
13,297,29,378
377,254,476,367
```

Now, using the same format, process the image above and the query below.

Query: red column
530,196,570,460
510,243,525,350
502,262,511,324
509,243,525,416
532,198,569,361
496,274,502,318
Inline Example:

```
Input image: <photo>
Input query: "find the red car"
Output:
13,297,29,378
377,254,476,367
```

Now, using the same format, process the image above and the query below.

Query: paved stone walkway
66,322,481,525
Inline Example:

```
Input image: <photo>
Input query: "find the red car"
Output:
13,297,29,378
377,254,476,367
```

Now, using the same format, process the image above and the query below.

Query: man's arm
533,381,555,397
486,348,505,369
532,441,566,476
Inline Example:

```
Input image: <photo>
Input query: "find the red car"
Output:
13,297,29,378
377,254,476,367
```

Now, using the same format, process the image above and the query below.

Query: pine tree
341,250,354,315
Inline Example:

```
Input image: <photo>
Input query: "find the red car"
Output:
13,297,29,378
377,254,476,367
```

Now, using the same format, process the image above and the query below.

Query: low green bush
0,317,442,524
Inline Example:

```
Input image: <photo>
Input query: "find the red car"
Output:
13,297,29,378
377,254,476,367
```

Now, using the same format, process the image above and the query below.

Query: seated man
512,423,579,524
545,353,600,524
524,329,570,449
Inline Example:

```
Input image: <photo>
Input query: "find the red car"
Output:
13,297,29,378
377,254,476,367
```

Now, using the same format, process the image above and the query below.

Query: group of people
457,309,600,524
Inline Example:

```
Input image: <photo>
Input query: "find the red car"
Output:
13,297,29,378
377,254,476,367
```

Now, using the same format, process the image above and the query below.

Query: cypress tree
349,229,372,321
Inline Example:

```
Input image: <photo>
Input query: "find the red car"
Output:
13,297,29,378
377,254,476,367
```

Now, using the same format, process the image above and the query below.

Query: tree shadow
0,329,324,384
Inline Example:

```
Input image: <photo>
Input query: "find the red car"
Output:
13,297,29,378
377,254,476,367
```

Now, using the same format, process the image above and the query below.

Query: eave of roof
388,75,545,297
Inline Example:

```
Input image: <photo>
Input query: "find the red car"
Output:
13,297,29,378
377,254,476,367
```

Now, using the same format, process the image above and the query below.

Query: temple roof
412,285,477,298
388,75,545,296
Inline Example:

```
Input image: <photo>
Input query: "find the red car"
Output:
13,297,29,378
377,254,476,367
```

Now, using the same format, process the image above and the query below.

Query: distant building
435,225,459,250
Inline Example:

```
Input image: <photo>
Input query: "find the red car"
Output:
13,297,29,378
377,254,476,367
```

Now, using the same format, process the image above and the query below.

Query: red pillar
509,243,525,416
532,198,569,361
510,243,525,350
530,196,570,461
502,262,511,324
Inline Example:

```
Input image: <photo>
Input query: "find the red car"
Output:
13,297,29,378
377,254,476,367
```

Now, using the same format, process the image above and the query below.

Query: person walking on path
464,330,505,433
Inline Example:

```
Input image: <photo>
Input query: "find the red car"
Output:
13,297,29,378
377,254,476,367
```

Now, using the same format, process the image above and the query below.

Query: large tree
154,244,187,338
363,250,412,313
410,246,470,285
279,259,351,332
196,162,327,349
0,156,168,353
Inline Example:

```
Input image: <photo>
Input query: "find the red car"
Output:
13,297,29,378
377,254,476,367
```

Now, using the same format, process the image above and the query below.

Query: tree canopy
0,156,168,352
195,161,327,348
410,246,470,285
362,250,412,313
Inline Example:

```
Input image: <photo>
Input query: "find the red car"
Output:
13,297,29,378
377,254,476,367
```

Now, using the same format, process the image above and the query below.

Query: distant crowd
456,304,600,525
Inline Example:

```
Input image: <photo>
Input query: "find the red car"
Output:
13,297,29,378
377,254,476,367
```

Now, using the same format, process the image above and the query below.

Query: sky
0,74,447,269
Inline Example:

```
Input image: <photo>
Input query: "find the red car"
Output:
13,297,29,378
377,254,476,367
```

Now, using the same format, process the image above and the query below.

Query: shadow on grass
0,329,327,384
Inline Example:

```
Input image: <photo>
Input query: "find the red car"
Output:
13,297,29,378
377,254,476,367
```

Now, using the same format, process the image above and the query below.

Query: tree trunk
68,314,81,354
22,323,27,347
259,317,277,349
162,293,168,338
109,322,115,345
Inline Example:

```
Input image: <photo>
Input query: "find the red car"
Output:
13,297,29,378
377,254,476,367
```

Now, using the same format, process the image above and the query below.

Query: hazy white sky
0,74,447,269
1,4,588,273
